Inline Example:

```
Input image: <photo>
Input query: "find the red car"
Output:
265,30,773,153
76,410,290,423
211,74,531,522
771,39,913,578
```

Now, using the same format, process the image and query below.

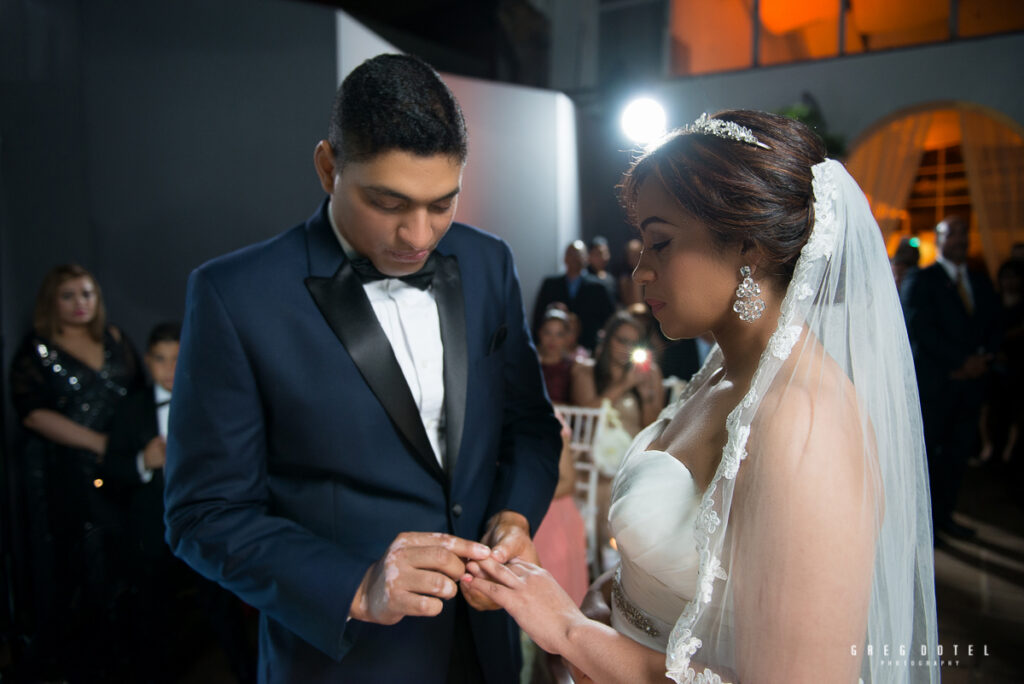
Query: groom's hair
327,54,468,167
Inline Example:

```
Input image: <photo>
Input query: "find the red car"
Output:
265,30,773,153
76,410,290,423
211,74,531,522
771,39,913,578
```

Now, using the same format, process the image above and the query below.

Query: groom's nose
397,208,436,251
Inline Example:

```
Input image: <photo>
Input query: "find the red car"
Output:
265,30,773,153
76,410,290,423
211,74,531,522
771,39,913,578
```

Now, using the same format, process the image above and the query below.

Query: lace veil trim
664,159,842,683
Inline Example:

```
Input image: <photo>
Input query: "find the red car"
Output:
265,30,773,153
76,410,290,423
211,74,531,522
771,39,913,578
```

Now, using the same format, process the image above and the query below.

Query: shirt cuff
136,452,154,483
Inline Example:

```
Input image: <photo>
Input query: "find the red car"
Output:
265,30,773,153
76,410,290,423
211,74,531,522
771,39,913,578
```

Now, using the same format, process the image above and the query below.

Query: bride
464,111,939,683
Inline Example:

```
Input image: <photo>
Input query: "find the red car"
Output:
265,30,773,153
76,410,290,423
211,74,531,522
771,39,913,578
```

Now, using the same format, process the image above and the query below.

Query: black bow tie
349,253,437,290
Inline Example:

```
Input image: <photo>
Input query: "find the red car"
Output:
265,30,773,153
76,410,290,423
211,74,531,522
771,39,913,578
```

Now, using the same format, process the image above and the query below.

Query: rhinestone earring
733,266,765,322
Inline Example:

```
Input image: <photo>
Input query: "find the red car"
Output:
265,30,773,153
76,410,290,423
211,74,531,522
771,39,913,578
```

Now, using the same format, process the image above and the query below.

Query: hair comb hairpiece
683,113,770,150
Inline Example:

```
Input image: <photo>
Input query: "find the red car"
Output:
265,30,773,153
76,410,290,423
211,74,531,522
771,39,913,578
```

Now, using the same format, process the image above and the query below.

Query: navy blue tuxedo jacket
164,201,561,683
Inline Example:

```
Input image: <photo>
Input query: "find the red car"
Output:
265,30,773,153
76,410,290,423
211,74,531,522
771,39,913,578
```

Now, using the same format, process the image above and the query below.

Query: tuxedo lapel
433,253,467,476
305,245,444,484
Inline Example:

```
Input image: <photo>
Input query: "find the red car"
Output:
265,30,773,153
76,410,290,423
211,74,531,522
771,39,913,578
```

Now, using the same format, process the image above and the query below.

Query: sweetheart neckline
632,449,696,480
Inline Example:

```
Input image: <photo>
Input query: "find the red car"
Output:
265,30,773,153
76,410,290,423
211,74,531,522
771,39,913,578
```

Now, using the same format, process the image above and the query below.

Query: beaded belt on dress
611,566,661,638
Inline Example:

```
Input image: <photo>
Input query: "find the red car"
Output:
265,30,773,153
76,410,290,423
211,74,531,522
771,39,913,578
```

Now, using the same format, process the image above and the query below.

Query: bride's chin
657,321,685,341
660,322,704,342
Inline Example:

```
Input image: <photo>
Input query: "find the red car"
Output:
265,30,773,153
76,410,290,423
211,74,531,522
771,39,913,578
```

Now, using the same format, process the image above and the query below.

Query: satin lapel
305,259,445,484
433,253,467,477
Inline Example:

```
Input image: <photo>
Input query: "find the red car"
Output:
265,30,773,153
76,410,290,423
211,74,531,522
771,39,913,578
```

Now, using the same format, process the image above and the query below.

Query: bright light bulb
621,98,667,144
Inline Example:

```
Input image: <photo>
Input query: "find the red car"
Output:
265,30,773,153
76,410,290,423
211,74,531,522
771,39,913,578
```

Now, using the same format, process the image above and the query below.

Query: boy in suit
106,323,255,682
105,322,178,553
103,322,180,679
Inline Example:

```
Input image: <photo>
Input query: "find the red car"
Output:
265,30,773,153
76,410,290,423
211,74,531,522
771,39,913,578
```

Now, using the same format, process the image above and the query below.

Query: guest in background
1011,241,1024,261
536,308,575,404
9,263,143,680
571,312,664,555
587,236,618,303
565,311,590,361
103,322,181,680
618,238,644,308
105,322,257,683
534,240,615,352
981,259,1024,467
891,236,920,291
571,312,664,436
901,216,1001,540
104,322,180,562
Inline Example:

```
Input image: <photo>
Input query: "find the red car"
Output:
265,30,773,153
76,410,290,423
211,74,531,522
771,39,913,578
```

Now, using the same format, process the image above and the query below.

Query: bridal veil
655,156,940,682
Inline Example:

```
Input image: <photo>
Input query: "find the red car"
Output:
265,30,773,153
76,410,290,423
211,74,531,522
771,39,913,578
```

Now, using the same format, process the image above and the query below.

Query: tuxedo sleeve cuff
136,452,155,483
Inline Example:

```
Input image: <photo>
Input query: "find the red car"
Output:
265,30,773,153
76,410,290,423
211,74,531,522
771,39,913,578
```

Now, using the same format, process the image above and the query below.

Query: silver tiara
682,113,770,150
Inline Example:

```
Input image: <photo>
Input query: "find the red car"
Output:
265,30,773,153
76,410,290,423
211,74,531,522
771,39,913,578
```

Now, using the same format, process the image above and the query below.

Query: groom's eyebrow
364,185,461,204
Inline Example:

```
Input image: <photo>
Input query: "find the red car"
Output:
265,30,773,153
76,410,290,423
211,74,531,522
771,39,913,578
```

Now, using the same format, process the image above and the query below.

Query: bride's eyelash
651,239,671,252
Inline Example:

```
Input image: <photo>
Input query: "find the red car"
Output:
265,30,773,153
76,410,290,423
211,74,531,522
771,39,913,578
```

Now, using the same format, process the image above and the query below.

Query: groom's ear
314,140,339,194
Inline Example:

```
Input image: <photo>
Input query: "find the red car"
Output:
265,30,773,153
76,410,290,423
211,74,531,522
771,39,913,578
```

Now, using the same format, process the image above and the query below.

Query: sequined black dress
9,327,142,675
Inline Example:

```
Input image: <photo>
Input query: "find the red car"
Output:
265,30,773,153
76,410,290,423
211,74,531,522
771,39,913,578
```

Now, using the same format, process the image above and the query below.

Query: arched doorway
845,102,1024,277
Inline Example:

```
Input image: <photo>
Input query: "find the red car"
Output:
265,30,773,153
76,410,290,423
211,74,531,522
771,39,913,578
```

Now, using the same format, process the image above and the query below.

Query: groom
163,54,561,682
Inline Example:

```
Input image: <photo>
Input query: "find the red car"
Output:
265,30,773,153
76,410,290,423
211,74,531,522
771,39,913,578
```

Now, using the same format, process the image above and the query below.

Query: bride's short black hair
620,109,827,288
327,54,468,166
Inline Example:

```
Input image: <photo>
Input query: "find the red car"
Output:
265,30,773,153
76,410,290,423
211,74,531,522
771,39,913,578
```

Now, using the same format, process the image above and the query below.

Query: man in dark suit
533,240,615,351
901,216,1001,540
163,55,561,683
586,236,618,302
106,323,255,683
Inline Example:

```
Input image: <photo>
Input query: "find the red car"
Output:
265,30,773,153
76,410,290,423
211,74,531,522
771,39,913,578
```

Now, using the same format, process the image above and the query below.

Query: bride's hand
462,511,538,611
462,557,586,656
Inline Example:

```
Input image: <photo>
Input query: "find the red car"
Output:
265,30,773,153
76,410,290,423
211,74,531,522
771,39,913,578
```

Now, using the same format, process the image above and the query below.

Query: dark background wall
1,0,337,428
0,0,337,626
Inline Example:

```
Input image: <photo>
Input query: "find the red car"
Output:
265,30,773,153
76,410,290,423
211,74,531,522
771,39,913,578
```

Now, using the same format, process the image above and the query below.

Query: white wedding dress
608,412,704,652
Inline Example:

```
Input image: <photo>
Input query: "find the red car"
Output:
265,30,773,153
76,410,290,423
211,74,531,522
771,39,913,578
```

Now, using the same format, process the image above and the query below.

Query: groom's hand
461,510,537,611
349,532,491,625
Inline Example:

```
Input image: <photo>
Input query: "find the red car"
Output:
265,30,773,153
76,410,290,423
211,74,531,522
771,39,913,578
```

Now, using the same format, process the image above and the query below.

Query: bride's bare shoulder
752,348,864,476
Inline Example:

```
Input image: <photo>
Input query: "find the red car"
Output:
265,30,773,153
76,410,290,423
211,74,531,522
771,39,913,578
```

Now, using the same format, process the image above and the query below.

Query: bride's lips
645,298,666,314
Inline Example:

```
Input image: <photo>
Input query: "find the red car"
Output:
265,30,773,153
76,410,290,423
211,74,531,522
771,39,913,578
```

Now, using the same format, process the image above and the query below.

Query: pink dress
533,495,589,606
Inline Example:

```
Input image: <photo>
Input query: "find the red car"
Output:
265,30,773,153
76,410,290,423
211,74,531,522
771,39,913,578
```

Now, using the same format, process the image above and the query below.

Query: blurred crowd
7,264,256,683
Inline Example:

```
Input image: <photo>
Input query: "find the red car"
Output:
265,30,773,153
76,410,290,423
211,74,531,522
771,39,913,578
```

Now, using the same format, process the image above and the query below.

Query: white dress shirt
136,384,171,482
328,203,447,467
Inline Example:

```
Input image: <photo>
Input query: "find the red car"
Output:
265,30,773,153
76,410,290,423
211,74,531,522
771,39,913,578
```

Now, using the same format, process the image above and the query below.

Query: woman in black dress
10,263,142,679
